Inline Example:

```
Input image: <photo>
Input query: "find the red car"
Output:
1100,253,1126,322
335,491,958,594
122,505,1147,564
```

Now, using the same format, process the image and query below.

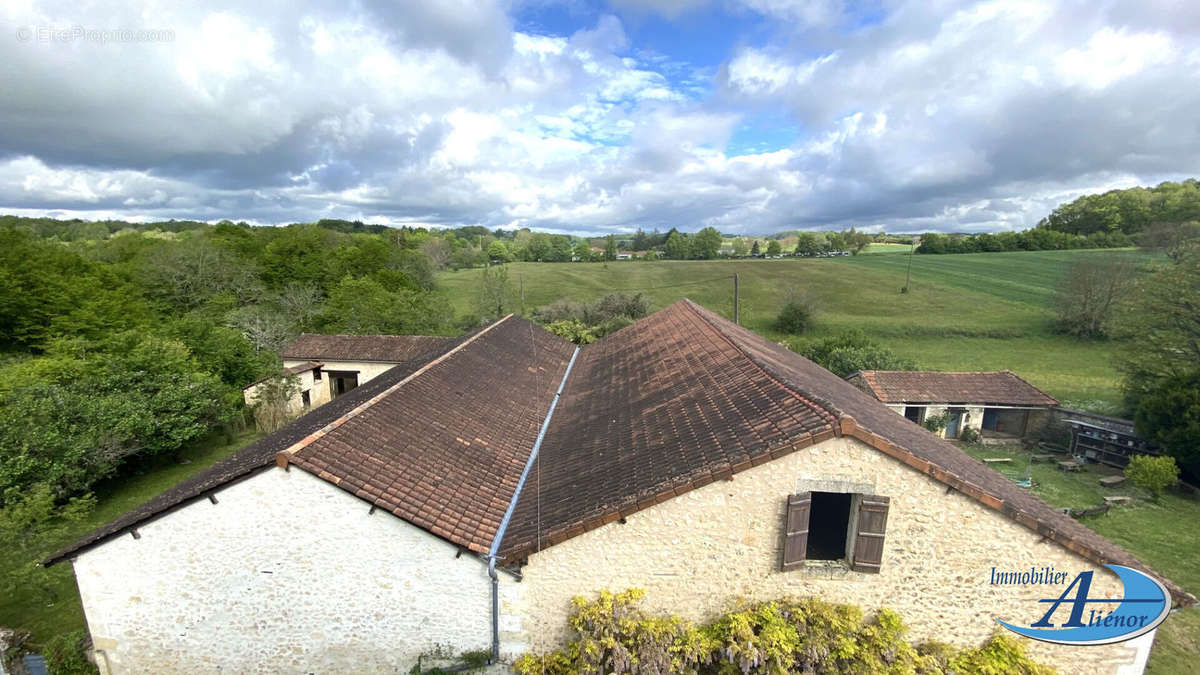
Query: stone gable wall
513,436,1150,675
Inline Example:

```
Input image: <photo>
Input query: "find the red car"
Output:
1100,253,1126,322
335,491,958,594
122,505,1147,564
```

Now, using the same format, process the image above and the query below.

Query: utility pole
902,239,916,293
733,273,740,325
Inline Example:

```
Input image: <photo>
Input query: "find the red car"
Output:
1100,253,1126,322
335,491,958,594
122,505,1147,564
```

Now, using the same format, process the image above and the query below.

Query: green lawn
961,444,1200,673
0,429,261,646
441,249,1150,409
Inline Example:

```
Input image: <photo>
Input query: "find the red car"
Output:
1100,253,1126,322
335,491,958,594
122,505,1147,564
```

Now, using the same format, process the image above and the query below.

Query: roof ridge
275,314,514,468
680,299,839,428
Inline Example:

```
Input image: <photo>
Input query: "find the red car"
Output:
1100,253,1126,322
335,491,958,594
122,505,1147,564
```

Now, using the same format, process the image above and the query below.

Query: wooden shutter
782,492,811,570
851,495,890,573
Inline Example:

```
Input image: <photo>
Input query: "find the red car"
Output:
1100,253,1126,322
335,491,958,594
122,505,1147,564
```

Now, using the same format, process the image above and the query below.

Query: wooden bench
1057,460,1083,472
982,457,1013,464
1099,475,1126,488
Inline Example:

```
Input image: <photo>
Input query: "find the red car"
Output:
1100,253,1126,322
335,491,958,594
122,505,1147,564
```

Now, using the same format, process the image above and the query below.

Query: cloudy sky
2,1,1199,234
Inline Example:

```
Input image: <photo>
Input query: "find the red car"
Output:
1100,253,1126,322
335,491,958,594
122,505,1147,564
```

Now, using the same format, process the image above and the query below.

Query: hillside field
440,248,1152,411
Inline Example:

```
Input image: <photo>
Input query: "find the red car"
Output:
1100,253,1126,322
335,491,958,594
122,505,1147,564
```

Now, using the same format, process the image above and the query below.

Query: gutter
486,346,580,663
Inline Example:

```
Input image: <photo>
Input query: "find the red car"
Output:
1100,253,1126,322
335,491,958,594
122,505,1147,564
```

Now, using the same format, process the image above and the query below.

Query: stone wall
283,359,398,388
73,468,517,674
513,436,1150,675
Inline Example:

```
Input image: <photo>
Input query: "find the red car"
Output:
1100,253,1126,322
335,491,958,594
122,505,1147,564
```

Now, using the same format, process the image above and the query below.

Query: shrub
775,298,815,335
794,330,916,378
923,411,950,434
41,630,96,675
534,293,649,344
545,319,602,345
1125,454,1180,501
513,589,1055,675
959,427,981,445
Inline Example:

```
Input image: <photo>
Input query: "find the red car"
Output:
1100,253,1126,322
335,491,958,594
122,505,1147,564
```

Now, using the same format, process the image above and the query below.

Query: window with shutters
782,491,890,573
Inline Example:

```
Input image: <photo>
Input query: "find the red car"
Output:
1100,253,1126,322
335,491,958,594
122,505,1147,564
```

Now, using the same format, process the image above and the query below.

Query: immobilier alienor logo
991,564,1170,645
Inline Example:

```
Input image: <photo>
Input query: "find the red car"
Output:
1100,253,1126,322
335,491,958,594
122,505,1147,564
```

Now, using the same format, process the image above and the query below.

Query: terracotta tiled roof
502,301,838,558
47,301,1192,607
847,370,1057,406
283,333,459,363
279,315,575,554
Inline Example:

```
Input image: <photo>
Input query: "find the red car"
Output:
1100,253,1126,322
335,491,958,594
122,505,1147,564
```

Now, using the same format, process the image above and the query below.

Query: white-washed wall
73,468,515,674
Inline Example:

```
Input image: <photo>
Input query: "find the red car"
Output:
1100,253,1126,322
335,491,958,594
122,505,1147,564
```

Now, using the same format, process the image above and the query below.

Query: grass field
441,249,1151,411
961,444,1200,674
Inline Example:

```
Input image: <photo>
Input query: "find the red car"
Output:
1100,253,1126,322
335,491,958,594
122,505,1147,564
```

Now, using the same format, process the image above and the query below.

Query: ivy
514,590,1056,675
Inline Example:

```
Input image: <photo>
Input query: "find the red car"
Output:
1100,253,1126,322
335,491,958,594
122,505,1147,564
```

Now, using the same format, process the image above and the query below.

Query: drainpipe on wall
486,346,580,663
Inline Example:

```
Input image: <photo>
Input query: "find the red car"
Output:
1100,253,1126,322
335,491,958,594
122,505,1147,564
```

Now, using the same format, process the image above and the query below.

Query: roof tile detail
501,301,837,558
849,370,1058,406
283,333,459,363
286,316,574,554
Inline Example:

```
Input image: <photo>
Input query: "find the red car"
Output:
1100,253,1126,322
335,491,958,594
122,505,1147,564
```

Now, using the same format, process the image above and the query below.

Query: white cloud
1,0,1199,234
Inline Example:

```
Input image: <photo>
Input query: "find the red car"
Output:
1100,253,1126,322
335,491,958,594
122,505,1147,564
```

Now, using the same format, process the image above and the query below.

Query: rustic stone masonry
513,437,1142,675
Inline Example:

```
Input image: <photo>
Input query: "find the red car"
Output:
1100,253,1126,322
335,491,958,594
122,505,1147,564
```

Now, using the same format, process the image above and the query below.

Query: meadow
440,247,1152,411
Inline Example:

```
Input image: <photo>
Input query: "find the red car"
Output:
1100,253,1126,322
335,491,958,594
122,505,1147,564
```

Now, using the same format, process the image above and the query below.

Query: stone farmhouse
847,370,1058,443
47,301,1191,674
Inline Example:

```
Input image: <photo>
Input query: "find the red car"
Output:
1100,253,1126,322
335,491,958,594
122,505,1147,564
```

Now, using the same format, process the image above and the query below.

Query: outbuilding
847,369,1058,442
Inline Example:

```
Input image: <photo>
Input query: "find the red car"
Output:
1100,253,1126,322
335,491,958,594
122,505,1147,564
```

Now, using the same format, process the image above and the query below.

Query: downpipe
487,346,580,663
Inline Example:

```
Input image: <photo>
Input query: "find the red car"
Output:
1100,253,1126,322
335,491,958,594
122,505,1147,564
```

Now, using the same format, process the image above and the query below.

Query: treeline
1039,179,1200,235
916,229,1135,254
0,218,501,503
916,179,1200,255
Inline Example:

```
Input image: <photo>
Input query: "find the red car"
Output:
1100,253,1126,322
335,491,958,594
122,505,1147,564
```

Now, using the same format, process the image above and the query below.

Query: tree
1140,221,1200,262
751,240,761,256
775,297,814,334
1116,247,1200,400
317,277,451,335
844,228,872,255
1116,247,1200,476
1132,373,1200,480
1053,256,1138,338
422,237,453,270
1124,454,1180,501
604,235,618,262
229,304,295,353
732,238,748,257
248,373,302,433
826,232,846,252
766,240,782,256
0,484,95,602
476,265,512,321
664,230,691,260
795,330,917,378
140,236,261,310
693,227,723,260
794,232,821,256
0,334,235,497
487,240,509,262
573,241,593,262
631,228,649,251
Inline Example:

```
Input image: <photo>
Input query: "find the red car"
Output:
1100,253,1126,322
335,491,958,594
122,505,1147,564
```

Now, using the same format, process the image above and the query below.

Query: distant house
48,304,1186,674
241,360,326,414
280,333,458,403
846,370,1058,442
